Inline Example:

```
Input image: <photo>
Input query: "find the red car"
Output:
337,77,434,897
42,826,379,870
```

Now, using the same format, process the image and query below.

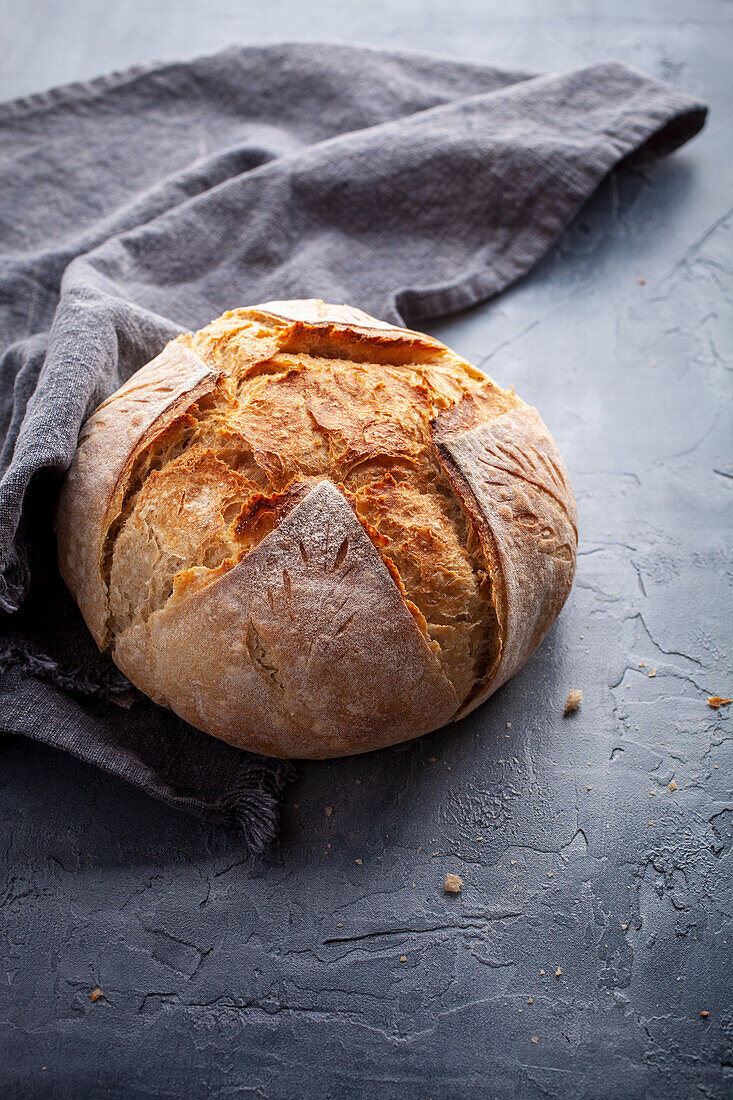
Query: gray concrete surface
1,2,731,1098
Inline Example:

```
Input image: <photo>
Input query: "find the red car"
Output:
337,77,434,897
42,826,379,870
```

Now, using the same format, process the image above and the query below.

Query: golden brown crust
55,298,577,760
55,340,222,647
179,303,500,700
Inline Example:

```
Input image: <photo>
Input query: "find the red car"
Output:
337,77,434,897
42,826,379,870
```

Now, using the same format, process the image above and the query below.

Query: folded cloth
0,43,706,849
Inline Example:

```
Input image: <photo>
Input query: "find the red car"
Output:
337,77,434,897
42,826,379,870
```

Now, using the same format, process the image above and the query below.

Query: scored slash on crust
111,480,459,757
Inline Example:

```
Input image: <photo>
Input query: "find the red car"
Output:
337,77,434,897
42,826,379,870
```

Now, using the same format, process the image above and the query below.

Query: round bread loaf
56,300,577,758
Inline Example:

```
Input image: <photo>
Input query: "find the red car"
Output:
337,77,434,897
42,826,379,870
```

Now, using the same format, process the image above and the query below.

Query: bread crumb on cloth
700,1010,709,1018
708,696,731,708
110,691,136,709
564,689,582,715
555,968,563,978
444,873,463,894
668,779,678,792
325,806,333,817
90,988,104,1003
354,858,362,866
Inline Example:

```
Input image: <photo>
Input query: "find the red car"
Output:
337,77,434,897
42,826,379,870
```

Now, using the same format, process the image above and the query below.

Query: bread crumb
90,988,103,1003
540,969,545,976
506,722,511,728
621,924,628,931
708,696,731,708
547,872,554,879
111,690,136,709
428,756,436,762
648,669,657,678
555,968,562,978
444,873,463,894
510,859,516,865
325,806,333,817
700,1010,709,1018
354,859,362,866
638,278,646,285
639,661,646,668
564,689,582,715
527,997,534,1004
668,779,678,792
531,1036,538,1044
400,955,407,962
587,786,592,791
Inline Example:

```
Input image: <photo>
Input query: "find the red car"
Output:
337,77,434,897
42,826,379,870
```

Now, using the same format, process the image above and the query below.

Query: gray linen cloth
0,43,706,849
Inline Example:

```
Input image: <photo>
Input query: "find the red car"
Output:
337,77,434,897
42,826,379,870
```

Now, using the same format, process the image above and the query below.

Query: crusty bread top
56,299,577,745
99,302,517,706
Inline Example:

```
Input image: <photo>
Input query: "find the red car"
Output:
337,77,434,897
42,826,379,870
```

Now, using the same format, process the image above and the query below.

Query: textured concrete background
1,2,731,1097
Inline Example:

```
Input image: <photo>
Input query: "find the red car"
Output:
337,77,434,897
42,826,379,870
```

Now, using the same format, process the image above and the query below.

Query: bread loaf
55,300,577,758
